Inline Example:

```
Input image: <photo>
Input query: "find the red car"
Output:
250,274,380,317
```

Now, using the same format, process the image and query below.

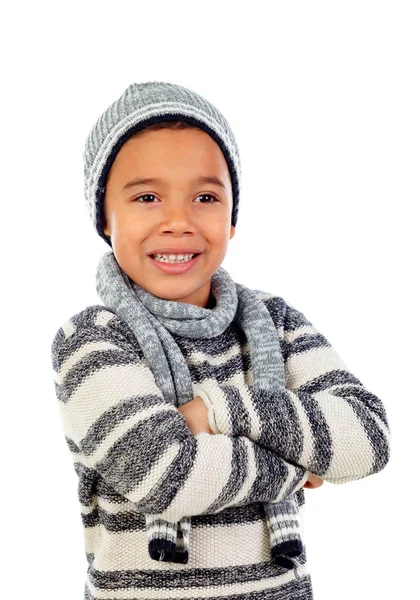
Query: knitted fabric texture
96,250,305,568
83,81,241,247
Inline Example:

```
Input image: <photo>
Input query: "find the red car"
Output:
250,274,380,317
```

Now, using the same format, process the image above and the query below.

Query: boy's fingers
304,474,324,488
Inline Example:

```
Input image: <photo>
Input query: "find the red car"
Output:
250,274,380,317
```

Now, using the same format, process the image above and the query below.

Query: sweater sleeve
193,297,392,485
51,305,310,522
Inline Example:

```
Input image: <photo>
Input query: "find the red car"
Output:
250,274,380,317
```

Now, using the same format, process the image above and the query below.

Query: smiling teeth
153,253,195,263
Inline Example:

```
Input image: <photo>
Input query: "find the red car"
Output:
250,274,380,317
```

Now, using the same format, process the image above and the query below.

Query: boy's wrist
191,381,232,435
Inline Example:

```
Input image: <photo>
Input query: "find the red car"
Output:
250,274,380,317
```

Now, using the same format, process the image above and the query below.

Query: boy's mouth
147,252,202,274
149,252,200,264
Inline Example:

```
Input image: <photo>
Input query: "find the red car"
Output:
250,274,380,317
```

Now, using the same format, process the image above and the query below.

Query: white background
1,1,418,598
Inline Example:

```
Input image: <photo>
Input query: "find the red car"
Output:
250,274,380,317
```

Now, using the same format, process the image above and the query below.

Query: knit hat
83,81,242,247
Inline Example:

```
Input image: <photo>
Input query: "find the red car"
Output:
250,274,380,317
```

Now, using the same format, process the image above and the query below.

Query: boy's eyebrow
122,176,226,190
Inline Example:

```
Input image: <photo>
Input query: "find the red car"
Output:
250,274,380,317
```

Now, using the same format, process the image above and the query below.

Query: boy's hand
303,473,324,488
178,396,213,435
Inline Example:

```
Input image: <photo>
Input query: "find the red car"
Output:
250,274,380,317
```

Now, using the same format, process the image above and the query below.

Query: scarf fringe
265,499,304,568
145,515,191,564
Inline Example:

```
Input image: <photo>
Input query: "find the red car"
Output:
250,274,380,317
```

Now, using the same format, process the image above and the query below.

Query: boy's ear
230,225,236,240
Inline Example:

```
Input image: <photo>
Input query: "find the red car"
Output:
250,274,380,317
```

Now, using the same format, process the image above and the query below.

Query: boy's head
84,82,241,307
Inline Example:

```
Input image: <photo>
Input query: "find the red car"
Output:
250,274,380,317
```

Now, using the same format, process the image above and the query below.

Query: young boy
51,81,391,599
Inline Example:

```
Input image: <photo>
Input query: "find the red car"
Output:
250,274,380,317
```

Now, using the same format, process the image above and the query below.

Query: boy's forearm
194,376,391,485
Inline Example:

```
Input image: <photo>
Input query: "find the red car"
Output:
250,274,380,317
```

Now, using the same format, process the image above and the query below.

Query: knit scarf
96,250,304,569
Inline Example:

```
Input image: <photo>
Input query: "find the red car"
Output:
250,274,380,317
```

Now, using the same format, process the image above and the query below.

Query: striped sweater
50,290,391,600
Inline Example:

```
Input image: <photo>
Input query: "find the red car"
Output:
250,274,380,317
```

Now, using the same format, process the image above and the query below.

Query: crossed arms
51,298,391,522
178,396,323,489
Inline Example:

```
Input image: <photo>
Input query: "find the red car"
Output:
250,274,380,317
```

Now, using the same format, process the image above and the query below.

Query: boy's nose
159,201,195,232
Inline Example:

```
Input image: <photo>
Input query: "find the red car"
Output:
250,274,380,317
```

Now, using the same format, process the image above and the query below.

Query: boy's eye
134,194,158,203
194,194,218,204
133,194,218,203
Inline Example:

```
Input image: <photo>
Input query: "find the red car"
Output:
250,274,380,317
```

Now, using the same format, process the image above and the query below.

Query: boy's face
103,126,235,308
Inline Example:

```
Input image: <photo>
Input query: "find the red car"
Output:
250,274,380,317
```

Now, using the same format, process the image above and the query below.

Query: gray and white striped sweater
50,290,391,600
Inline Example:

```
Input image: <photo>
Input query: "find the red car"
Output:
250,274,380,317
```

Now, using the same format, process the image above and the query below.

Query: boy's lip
148,252,201,274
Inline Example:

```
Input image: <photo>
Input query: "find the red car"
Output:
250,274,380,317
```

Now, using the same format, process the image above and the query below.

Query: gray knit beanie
83,81,241,247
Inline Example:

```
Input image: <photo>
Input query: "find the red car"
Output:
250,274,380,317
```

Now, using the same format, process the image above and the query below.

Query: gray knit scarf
96,250,304,569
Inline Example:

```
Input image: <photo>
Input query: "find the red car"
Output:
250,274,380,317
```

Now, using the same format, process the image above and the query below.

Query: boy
51,81,391,599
